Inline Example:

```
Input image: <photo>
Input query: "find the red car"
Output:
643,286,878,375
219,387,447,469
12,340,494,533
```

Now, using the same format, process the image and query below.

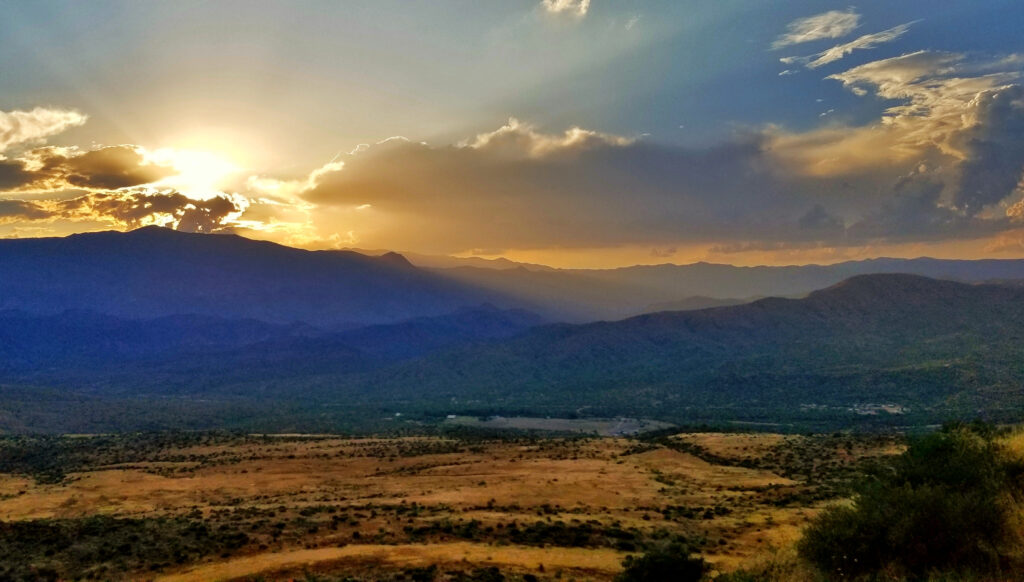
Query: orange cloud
0,145,175,193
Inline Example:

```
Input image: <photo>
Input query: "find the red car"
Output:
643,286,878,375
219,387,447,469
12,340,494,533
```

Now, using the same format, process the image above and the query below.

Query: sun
149,148,240,198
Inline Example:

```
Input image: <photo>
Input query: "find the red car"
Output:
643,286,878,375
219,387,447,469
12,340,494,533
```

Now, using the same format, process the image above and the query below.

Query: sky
0,0,1022,268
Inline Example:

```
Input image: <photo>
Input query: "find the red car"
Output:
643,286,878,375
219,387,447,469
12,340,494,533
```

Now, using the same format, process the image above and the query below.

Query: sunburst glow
149,148,240,198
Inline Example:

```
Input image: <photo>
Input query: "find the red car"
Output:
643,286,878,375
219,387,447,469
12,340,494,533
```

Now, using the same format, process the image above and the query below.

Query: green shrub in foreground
614,542,707,582
798,422,1024,580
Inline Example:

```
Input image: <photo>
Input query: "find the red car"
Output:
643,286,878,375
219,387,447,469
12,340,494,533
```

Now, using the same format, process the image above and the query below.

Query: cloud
771,52,1021,179
0,145,175,193
798,204,845,234
0,190,246,232
0,159,33,190
0,199,51,222
753,47,1024,254
846,172,968,241
541,0,590,18
773,9,860,49
290,54,1024,255
64,191,245,233
297,121,818,253
826,51,1024,215
783,22,914,69
949,85,1024,215
0,107,87,153
463,117,634,158
984,228,1024,254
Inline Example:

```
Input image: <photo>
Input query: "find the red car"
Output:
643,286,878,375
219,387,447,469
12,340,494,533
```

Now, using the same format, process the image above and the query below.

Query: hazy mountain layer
432,257,1024,320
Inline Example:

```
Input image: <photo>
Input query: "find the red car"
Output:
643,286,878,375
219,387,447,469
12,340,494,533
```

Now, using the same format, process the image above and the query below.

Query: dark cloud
52,146,175,190
798,204,844,234
174,195,240,233
0,160,33,190
61,191,242,232
953,86,1024,215
0,199,50,222
0,190,242,232
0,145,174,193
844,173,1003,243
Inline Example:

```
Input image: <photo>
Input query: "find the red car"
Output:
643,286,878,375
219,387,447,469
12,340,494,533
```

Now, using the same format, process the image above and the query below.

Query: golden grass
674,432,788,461
156,542,625,582
1000,429,1024,462
0,432,903,579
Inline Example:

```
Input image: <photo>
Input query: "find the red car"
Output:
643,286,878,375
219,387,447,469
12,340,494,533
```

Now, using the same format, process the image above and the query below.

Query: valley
0,429,901,581
4,233,1024,434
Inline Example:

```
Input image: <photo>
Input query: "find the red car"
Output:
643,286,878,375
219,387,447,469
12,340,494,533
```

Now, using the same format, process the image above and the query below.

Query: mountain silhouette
0,227,508,326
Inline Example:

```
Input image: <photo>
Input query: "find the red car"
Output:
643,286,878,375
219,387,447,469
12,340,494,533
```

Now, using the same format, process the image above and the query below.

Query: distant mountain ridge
431,257,1024,320
0,227,511,326
344,247,555,271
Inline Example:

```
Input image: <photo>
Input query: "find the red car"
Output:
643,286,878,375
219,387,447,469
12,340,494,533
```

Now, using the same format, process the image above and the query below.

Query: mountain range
4,227,1024,432
7,227,1024,324
0,226,511,327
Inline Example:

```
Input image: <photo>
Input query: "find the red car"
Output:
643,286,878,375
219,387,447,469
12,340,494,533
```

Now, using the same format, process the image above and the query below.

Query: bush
798,422,1024,580
0,515,250,581
614,543,707,582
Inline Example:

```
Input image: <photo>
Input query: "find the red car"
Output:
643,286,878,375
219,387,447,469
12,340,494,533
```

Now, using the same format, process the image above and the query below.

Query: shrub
614,543,707,582
798,422,1024,580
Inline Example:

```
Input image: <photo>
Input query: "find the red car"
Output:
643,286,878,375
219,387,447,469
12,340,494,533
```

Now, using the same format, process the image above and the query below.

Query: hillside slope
343,275,1024,421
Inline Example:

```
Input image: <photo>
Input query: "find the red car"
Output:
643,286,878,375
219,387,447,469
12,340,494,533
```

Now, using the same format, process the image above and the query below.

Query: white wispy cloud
541,0,590,18
795,22,916,69
0,107,87,153
773,9,860,49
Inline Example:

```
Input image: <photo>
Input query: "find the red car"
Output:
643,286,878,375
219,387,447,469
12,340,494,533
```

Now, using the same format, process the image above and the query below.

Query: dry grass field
0,430,902,581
